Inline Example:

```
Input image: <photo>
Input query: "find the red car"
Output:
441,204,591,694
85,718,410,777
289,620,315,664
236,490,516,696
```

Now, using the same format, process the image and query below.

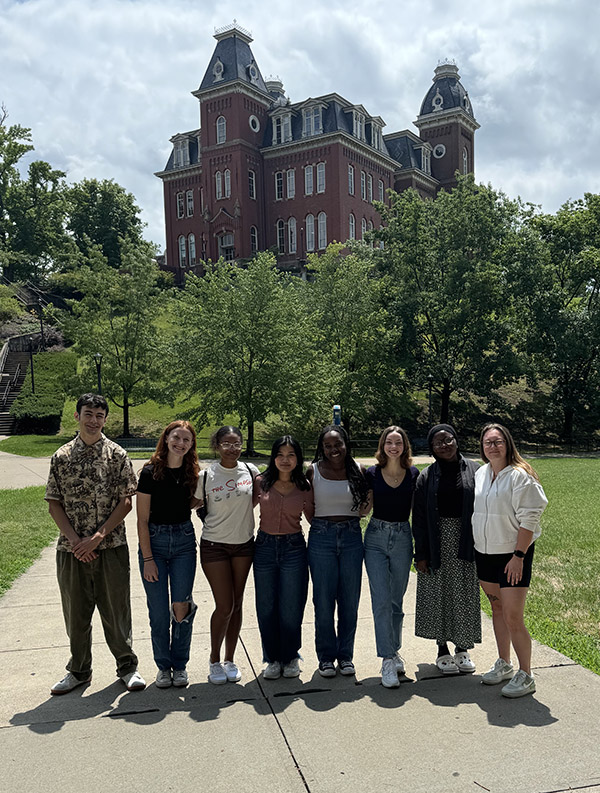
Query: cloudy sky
2,0,598,251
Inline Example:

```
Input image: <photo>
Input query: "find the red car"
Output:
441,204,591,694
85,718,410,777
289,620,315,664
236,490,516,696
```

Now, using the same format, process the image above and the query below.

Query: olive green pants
56,546,138,680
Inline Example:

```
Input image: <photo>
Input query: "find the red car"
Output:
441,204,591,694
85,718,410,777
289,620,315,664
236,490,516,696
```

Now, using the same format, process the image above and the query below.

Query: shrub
10,351,76,434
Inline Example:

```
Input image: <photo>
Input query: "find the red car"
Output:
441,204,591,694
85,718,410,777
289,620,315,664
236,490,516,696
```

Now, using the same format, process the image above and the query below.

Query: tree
514,194,600,439
0,283,24,323
54,240,169,436
0,106,69,281
307,242,412,434
177,252,316,454
375,176,523,424
67,178,146,269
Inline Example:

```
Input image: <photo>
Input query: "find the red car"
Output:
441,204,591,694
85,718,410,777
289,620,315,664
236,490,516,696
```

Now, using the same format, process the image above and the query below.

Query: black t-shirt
437,459,464,518
365,465,419,522
137,464,193,525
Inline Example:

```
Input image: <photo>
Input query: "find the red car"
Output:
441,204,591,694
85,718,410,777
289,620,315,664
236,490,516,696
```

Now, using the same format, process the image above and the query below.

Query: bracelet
513,549,525,559
143,556,154,562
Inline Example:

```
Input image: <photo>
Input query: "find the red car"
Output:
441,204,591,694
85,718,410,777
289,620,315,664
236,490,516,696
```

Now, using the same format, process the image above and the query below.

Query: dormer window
371,125,382,151
422,149,431,175
213,58,224,83
272,113,292,145
247,61,259,85
353,112,365,141
303,106,322,137
173,140,189,168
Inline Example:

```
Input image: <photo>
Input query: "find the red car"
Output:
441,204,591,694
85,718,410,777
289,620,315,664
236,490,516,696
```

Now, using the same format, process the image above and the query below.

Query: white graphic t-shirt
195,461,259,544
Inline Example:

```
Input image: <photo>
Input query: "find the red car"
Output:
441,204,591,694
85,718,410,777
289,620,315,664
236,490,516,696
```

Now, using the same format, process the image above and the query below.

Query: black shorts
200,536,254,564
475,543,535,588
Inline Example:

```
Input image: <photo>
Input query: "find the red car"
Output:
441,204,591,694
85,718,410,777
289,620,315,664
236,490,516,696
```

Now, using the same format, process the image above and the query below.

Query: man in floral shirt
45,393,146,694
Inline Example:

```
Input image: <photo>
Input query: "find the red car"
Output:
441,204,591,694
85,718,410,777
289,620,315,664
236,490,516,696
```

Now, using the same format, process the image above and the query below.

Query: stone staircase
0,351,31,435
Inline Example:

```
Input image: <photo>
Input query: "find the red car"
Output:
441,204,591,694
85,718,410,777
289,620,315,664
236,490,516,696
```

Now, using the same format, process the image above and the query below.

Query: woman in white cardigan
472,423,547,698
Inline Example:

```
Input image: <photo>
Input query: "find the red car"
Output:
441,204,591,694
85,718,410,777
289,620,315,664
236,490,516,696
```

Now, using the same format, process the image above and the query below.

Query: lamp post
94,353,103,395
29,337,35,394
427,374,433,427
38,299,45,350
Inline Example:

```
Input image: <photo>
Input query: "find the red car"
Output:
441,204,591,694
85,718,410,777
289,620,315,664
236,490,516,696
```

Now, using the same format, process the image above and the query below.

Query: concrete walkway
1,452,599,793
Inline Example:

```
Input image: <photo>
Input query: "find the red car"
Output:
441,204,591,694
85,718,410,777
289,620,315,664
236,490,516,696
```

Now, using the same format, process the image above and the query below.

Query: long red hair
146,420,200,495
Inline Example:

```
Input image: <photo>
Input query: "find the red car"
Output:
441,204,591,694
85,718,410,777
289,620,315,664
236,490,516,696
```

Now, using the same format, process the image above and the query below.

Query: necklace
168,467,182,486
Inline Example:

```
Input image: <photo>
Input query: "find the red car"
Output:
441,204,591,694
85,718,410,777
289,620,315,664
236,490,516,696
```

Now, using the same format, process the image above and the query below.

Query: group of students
46,393,547,701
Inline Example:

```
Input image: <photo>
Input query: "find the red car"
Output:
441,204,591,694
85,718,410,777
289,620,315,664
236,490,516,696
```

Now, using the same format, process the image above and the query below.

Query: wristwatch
513,549,525,559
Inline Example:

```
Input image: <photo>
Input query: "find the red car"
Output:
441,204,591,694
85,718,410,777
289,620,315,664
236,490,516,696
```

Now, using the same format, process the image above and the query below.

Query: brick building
155,22,479,282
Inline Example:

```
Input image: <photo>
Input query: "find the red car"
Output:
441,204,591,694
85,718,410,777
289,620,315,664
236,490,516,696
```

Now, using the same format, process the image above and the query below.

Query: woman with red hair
137,421,200,688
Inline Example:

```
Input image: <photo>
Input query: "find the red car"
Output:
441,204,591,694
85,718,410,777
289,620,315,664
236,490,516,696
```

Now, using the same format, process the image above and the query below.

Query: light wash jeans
308,517,364,663
139,520,197,671
364,517,413,658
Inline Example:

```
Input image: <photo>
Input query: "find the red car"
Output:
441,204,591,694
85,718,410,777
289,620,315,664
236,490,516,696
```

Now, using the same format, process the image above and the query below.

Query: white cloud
1,0,599,249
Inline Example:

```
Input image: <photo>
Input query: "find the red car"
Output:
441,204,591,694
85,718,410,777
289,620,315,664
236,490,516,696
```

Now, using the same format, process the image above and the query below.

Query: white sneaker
172,669,189,687
454,651,476,673
502,669,536,698
482,657,514,685
208,662,227,685
282,658,301,678
263,662,282,680
381,657,400,688
155,669,172,688
50,672,91,695
394,652,406,675
122,670,146,691
223,660,241,682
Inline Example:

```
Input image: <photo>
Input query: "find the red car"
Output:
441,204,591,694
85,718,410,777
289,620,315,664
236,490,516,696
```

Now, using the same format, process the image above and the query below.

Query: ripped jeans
139,521,197,671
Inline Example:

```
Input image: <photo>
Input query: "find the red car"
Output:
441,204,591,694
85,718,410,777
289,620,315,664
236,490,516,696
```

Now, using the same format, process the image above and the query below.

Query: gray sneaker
381,657,400,688
502,670,536,698
172,669,189,687
263,661,282,679
482,658,514,685
393,652,406,675
282,658,301,678
155,669,172,688
50,672,91,695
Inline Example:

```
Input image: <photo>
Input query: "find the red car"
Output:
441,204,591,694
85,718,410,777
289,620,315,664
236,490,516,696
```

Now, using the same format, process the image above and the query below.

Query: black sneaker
318,661,336,678
338,660,356,676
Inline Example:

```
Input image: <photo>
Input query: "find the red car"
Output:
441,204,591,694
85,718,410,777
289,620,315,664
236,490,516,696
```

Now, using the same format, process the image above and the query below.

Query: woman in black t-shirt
364,426,419,689
137,420,200,688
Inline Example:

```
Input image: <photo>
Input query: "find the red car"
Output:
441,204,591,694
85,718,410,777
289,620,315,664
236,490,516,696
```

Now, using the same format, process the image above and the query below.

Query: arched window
248,170,256,199
304,165,313,195
215,171,222,200
462,147,469,174
188,233,196,264
361,218,367,239
176,192,184,219
316,162,325,193
250,226,258,254
178,235,186,267
216,115,226,144
186,190,194,217
288,217,297,254
287,169,295,199
318,212,327,250
218,232,235,261
348,164,355,195
305,214,315,252
277,220,286,254
224,169,231,198
349,213,356,240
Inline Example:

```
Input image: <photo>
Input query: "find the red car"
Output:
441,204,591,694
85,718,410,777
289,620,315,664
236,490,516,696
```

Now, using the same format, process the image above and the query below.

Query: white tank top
312,462,356,517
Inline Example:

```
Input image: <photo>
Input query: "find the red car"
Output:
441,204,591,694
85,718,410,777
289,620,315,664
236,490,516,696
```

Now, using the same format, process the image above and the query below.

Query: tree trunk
122,392,131,437
562,402,574,442
246,418,255,456
440,378,451,424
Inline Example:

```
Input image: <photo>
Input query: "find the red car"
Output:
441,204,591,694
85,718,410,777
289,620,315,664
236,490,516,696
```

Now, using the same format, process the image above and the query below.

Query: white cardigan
472,464,548,555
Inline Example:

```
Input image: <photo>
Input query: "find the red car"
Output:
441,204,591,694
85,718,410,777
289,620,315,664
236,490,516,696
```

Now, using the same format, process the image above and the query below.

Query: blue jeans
139,521,197,671
364,517,413,658
308,517,364,663
253,530,309,664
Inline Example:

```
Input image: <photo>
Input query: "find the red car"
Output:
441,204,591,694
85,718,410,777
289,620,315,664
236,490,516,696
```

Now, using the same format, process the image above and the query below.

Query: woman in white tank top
306,425,368,678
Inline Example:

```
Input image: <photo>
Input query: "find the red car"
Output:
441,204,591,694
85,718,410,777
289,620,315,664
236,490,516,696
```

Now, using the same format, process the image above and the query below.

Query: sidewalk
1,452,599,793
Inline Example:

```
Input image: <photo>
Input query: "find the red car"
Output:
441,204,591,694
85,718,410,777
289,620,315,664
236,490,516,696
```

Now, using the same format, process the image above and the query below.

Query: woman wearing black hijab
412,425,481,674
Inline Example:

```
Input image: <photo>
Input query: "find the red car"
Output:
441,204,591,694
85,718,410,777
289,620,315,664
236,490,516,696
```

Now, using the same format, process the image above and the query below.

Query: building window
422,149,431,175
186,190,194,217
287,169,295,199
371,125,381,150
249,170,256,199
306,214,315,252
219,232,234,261
275,171,284,200
353,112,365,141
188,233,196,264
178,235,186,267
215,171,222,200
303,106,322,137
224,169,231,198
361,171,366,200
273,114,291,145
378,179,384,202
316,162,325,193
176,192,184,219
318,212,327,250
361,218,367,240
250,226,258,254
348,164,355,195
367,174,373,203
304,165,313,195
288,217,297,254
277,219,286,254
462,147,469,174
200,186,204,212
349,213,356,240
216,115,226,144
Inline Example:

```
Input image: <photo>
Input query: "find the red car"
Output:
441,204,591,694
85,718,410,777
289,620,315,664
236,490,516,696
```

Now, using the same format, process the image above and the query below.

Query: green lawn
0,486,58,596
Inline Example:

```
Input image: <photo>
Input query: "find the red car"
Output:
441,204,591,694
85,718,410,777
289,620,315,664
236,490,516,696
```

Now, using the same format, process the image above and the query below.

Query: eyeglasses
219,442,242,450
483,439,505,449
432,438,456,449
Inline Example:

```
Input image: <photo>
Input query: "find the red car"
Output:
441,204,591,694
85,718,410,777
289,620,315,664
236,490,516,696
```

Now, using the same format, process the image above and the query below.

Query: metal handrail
1,381,9,409
11,363,21,386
